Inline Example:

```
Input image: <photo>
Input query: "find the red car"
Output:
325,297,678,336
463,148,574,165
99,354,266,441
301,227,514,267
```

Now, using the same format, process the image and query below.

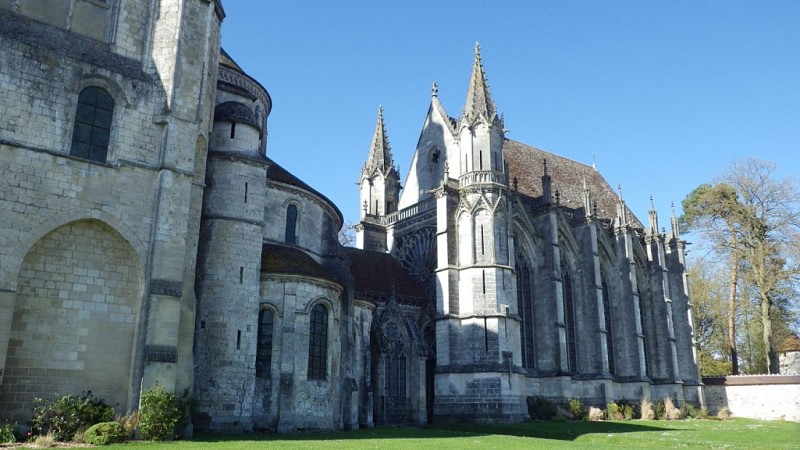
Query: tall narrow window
285,204,298,245
256,309,274,378
638,287,650,378
70,87,114,163
384,323,407,400
601,278,615,374
308,304,328,380
563,265,577,373
516,257,535,369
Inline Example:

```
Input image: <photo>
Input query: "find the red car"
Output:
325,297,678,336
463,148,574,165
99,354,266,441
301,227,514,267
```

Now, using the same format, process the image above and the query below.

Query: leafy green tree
682,182,747,374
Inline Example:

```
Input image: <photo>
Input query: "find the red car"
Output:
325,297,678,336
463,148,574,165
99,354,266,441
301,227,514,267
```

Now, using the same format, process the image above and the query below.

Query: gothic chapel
0,0,700,433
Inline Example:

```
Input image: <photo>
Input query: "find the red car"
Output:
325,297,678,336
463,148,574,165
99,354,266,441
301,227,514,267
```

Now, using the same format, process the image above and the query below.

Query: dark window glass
602,278,615,374
70,87,113,163
256,309,274,378
285,204,298,245
563,268,577,373
516,257,535,369
308,304,328,380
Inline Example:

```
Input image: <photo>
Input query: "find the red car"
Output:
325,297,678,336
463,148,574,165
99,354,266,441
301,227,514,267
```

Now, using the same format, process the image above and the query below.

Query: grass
76,418,800,450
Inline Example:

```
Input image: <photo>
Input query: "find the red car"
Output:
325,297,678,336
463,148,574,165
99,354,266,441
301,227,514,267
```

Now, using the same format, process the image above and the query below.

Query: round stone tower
194,50,272,432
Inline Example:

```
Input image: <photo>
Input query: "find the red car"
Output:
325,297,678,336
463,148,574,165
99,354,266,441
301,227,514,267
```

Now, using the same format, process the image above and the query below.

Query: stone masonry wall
704,376,800,422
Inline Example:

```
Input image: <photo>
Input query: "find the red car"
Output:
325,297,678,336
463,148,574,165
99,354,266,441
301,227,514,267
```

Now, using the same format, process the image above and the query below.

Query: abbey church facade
0,1,701,433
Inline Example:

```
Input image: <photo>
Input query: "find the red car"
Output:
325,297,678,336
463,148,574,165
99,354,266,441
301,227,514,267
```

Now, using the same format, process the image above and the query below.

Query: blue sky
220,1,799,229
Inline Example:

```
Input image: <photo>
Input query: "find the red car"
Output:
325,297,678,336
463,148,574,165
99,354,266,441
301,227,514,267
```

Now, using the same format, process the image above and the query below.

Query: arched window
384,322,406,399
516,256,535,369
285,204,298,245
308,304,328,380
601,277,615,374
637,287,650,378
70,87,114,163
256,308,274,378
562,263,577,373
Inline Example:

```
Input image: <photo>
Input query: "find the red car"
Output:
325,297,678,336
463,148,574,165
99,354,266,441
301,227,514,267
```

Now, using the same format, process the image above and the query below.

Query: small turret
359,106,401,218
459,44,505,178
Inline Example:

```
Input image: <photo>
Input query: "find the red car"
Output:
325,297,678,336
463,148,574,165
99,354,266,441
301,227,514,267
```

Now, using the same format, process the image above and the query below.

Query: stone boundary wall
703,375,800,422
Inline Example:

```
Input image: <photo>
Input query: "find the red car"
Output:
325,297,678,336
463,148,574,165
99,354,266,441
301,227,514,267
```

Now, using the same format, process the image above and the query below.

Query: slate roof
260,243,338,283
265,157,343,225
345,247,428,303
503,139,644,228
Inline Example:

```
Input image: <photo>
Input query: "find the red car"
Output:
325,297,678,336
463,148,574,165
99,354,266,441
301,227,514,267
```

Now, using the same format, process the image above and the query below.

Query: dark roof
261,243,338,284
781,334,800,352
219,48,243,73
503,139,643,228
345,247,427,301
265,157,343,225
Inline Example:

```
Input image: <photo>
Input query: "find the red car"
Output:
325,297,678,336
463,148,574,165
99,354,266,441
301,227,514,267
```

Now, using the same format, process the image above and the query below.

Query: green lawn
75,418,800,449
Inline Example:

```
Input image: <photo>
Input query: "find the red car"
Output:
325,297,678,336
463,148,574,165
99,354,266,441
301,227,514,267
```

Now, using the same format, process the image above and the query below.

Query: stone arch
0,219,143,421
8,209,146,292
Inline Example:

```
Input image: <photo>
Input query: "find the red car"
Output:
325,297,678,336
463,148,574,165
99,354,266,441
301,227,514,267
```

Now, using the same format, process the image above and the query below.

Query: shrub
84,422,128,446
623,404,636,420
0,422,15,443
681,403,698,419
116,411,139,438
640,398,655,420
607,402,623,420
138,385,187,441
664,397,683,420
526,396,556,421
717,406,732,420
654,399,667,420
34,432,55,447
567,398,585,420
697,406,709,419
588,406,605,421
31,392,114,441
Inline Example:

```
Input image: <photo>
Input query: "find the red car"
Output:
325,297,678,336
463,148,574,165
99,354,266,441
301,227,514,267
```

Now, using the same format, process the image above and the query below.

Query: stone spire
616,184,629,227
363,106,394,176
541,159,552,205
670,201,681,240
582,177,593,218
463,43,498,124
648,194,659,237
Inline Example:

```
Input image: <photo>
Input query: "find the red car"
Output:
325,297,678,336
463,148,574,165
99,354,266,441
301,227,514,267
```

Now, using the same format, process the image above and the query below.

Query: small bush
31,392,114,441
623,404,635,420
664,397,682,420
697,406,709,419
526,396,557,421
640,398,655,420
717,406,732,420
681,403,698,419
654,399,667,420
84,422,128,446
567,398,585,420
34,432,55,447
0,422,15,443
116,411,139,438
607,402,623,420
588,406,605,421
139,385,187,441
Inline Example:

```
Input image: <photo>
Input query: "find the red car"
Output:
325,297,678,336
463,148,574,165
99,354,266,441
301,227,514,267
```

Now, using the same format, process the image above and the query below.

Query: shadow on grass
194,420,677,443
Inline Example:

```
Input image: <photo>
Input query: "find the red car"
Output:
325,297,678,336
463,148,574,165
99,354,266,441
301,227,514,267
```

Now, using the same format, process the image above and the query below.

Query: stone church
0,0,701,433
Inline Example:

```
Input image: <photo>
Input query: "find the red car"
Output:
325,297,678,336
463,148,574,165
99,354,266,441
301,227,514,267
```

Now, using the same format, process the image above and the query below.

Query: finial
542,158,549,176
475,42,481,56
513,176,519,192
378,104,383,119
555,189,561,206
617,184,623,200
649,194,656,211
431,82,439,97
